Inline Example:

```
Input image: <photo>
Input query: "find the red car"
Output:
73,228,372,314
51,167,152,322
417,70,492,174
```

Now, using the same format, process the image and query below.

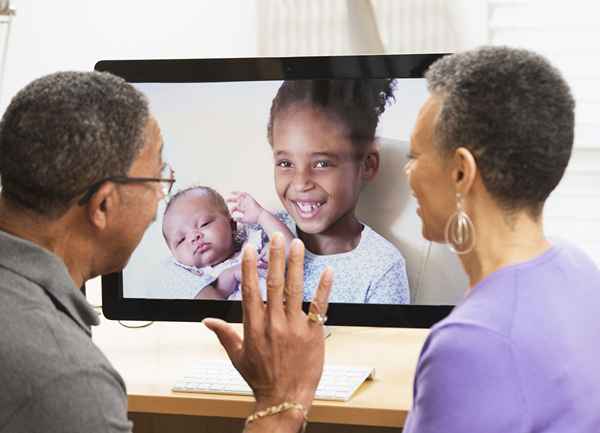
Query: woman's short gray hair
425,46,575,217
0,71,149,217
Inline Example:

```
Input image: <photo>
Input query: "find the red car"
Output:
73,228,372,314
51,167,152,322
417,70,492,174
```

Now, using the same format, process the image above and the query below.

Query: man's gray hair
0,71,149,217
425,46,575,217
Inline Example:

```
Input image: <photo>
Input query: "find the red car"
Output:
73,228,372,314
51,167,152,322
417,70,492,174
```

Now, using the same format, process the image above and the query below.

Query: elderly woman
207,46,600,433
400,46,600,432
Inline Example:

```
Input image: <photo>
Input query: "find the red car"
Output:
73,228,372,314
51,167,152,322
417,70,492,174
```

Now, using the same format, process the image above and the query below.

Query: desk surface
93,316,428,428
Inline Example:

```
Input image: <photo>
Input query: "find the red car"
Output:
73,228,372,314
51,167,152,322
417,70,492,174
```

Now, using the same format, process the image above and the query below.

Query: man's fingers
203,318,243,366
311,266,333,317
241,244,263,330
285,239,305,314
266,232,286,313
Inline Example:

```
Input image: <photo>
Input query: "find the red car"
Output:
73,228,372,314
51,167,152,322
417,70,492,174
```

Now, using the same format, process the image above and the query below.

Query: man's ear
86,182,118,230
362,148,380,182
453,147,478,194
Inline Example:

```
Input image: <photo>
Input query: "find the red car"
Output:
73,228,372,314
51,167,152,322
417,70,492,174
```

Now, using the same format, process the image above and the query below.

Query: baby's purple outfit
404,243,600,432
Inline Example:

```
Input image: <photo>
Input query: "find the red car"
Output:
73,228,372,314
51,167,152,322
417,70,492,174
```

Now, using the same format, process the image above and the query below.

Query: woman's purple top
404,243,600,432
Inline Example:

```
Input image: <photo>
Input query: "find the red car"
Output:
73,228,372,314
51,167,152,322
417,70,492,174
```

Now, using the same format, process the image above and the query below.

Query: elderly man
0,71,331,433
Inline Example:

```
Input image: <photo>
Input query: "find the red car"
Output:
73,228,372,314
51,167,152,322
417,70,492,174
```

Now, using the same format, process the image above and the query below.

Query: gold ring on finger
308,312,327,325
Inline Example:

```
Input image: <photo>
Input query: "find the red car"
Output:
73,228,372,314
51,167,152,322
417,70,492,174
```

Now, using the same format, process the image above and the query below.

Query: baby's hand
226,191,264,225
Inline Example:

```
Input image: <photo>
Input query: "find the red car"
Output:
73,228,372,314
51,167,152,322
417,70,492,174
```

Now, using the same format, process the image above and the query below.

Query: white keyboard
172,360,375,402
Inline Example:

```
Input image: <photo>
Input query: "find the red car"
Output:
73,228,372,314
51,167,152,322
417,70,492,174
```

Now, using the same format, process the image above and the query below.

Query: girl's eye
314,160,330,168
201,220,212,228
406,152,418,161
177,237,185,246
276,160,292,168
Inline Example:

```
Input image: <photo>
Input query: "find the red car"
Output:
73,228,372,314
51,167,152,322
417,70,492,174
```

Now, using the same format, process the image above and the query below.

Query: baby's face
272,105,366,236
163,192,235,268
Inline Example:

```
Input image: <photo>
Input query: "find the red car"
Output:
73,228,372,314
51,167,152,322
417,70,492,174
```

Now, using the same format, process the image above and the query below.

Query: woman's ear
453,147,478,194
86,182,118,230
362,148,380,181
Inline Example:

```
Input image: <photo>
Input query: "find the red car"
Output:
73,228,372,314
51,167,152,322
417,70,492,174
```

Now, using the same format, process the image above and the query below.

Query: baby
161,186,293,299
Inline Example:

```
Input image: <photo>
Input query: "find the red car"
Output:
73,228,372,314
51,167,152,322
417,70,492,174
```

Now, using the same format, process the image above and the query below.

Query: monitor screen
99,55,462,326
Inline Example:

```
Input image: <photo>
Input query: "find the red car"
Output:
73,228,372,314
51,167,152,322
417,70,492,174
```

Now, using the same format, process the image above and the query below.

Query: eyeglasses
77,162,176,205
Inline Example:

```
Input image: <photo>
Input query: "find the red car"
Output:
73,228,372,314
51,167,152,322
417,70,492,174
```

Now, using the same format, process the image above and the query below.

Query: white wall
1,0,258,112
257,0,488,56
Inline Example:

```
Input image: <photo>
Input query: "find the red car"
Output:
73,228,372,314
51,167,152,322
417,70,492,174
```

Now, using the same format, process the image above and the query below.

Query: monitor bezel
97,54,454,327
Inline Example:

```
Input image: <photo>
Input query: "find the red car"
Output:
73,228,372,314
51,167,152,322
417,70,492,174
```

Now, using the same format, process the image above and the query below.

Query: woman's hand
204,232,333,432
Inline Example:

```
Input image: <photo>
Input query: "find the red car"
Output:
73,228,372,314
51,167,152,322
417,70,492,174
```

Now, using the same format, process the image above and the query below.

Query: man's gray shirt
0,230,132,433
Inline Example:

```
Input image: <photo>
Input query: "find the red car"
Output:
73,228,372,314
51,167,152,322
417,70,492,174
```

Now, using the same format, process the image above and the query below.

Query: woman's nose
404,160,413,176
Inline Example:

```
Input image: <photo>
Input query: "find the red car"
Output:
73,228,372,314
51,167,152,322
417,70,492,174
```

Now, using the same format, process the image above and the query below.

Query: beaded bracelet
245,401,308,432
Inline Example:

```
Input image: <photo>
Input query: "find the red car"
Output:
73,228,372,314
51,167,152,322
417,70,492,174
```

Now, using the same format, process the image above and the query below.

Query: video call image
123,78,460,305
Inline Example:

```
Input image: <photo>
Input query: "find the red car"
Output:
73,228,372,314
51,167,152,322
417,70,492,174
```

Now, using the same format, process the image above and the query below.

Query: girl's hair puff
267,79,396,156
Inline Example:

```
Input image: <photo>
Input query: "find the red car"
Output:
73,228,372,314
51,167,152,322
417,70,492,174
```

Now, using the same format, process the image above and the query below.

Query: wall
1,0,257,112
257,0,488,56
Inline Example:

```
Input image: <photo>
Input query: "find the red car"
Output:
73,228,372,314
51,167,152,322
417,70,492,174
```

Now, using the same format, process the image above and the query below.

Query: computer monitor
98,54,463,327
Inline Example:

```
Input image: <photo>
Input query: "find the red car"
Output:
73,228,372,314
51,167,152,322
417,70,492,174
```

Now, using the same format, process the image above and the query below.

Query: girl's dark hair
267,79,396,154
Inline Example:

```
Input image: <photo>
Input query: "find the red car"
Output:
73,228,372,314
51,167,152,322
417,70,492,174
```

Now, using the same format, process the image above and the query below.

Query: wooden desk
93,315,428,433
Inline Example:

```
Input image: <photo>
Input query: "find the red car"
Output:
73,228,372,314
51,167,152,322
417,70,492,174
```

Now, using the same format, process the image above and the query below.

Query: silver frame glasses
77,162,175,205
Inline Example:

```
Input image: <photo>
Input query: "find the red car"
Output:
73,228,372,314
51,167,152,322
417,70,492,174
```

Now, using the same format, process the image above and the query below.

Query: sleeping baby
160,186,293,300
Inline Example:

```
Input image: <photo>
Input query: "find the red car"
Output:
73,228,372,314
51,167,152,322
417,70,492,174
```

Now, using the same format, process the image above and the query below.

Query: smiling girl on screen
159,186,294,299
267,79,410,304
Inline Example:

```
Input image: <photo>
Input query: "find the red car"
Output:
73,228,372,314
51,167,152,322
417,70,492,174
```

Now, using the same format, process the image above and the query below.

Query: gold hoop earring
444,193,476,255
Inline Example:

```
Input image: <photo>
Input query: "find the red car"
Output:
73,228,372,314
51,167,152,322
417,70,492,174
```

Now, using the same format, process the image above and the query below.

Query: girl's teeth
297,202,321,212
294,201,325,217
